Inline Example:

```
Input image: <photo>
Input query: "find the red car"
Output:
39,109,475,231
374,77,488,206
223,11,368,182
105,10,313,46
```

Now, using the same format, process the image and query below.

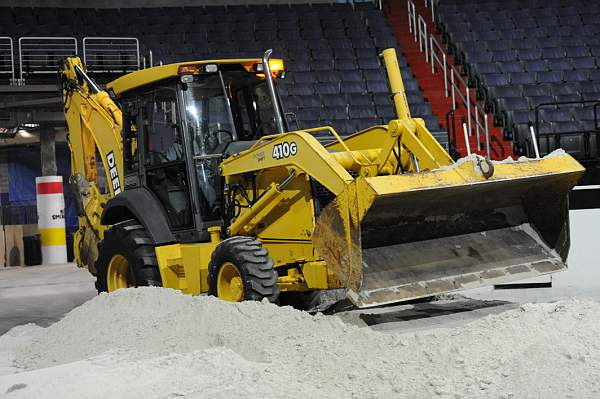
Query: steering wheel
147,150,169,163
214,129,234,143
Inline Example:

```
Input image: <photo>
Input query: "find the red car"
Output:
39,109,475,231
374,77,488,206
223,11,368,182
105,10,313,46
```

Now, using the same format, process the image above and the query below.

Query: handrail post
466,87,471,136
430,35,434,72
484,113,490,157
419,19,431,61
82,37,87,67
442,53,447,96
18,37,23,83
475,107,481,151
135,38,140,70
529,125,541,158
9,37,14,84
462,121,471,156
407,0,411,34
416,16,428,61
451,69,456,109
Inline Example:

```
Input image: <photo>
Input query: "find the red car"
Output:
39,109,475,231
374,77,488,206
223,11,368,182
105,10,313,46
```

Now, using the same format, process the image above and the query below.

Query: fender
101,188,175,245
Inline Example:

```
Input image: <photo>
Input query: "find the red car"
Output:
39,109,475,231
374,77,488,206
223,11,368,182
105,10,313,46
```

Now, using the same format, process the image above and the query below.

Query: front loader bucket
312,154,584,308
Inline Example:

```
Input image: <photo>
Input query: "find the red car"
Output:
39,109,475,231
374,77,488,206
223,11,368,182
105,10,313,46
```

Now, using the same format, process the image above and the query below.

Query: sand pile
1,288,600,398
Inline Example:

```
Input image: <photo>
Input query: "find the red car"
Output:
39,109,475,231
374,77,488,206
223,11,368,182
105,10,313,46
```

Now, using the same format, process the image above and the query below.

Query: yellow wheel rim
107,254,135,292
217,262,245,302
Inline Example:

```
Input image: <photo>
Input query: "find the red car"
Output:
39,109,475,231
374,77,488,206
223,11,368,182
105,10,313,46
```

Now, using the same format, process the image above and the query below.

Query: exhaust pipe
262,49,286,134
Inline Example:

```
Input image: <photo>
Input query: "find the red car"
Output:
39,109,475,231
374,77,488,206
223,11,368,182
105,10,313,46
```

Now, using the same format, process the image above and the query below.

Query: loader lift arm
221,48,456,198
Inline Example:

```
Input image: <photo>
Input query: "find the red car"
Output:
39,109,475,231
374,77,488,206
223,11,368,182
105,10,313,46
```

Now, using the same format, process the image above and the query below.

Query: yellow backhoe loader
60,48,584,308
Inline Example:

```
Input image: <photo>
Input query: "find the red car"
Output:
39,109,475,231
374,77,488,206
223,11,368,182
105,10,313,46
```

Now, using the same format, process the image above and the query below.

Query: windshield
183,70,280,155
181,70,282,222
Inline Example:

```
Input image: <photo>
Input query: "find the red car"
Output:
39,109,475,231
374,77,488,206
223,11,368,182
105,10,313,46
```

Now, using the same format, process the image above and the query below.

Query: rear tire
208,236,279,302
95,220,162,293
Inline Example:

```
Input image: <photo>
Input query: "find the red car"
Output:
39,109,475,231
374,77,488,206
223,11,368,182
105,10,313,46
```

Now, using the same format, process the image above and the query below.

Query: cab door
137,85,197,238
121,96,142,190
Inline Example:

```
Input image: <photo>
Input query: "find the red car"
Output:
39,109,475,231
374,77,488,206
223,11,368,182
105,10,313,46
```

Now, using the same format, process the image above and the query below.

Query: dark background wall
0,0,337,8
1,144,77,229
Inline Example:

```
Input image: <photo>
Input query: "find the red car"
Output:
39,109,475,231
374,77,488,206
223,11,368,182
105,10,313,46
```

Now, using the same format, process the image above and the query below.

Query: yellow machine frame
61,48,584,307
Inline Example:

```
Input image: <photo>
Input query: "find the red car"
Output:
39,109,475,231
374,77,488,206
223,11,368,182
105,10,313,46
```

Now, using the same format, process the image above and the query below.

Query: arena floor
2,209,598,335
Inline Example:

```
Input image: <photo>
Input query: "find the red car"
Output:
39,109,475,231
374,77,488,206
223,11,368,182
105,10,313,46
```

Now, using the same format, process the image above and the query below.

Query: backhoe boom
60,57,124,270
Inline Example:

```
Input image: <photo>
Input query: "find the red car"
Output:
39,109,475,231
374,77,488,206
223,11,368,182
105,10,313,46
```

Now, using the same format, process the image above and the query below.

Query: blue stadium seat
357,57,379,70
536,71,563,84
348,94,373,106
334,58,357,71
319,106,347,121
376,104,396,120
498,61,525,73
317,71,340,83
517,48,542,61
333,48,354,59
492,50,517,62
372,93,392,106
563,70,589,82
348,105,376,119
528,95,556,109
571,57,596,70
364,79,387,93
541,47,566,59
340,81,365,94
314,82,339,95
339,70,362,82
320,94,347,108
0,4,447,142
547,59,572,71
540,109,572,123
363,70,386,81
509,72,536,85
522,83,553,97
523,60,548,72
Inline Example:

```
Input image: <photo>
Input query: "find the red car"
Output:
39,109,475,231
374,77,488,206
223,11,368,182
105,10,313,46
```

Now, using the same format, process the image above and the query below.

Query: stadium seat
0,3,446,141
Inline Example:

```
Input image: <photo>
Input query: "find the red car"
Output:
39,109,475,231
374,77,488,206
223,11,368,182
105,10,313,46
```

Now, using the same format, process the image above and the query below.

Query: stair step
386,1,513,159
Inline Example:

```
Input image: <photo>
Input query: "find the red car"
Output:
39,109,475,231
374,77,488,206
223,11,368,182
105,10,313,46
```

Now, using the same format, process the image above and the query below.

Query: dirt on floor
1,287,599,399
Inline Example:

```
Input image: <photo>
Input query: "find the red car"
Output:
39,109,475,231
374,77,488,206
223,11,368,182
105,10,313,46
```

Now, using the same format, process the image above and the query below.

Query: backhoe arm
60,57,124,270
61,57,124,195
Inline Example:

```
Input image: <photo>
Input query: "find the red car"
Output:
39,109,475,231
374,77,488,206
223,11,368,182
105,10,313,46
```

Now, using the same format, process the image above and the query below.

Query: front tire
208,236,279,302
95,220,162,293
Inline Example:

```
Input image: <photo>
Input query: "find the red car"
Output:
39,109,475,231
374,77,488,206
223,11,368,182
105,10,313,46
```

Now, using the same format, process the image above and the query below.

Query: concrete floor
0,263,96,335
0,209,598,335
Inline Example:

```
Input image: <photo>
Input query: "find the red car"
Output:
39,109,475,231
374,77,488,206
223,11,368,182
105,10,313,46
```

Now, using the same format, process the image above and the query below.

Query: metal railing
0,36,144,84
429,35,447,94
19,37,77,81
83,37,139,73
417,15,428,61
142,50,154,69
532,100,600,160
424,0,436,23
0,37,15,83
407,0,417,41
412,4,490,157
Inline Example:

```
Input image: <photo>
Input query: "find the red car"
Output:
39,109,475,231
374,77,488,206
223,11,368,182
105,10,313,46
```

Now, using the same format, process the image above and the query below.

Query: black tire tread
95,220,162,293
208,236,279,302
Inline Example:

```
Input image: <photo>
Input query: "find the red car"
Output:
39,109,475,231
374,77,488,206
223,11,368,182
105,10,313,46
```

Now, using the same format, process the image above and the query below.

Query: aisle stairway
385,0,513,159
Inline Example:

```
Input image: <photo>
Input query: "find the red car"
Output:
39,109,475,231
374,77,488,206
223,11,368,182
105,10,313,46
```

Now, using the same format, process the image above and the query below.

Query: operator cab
114,55,287,242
